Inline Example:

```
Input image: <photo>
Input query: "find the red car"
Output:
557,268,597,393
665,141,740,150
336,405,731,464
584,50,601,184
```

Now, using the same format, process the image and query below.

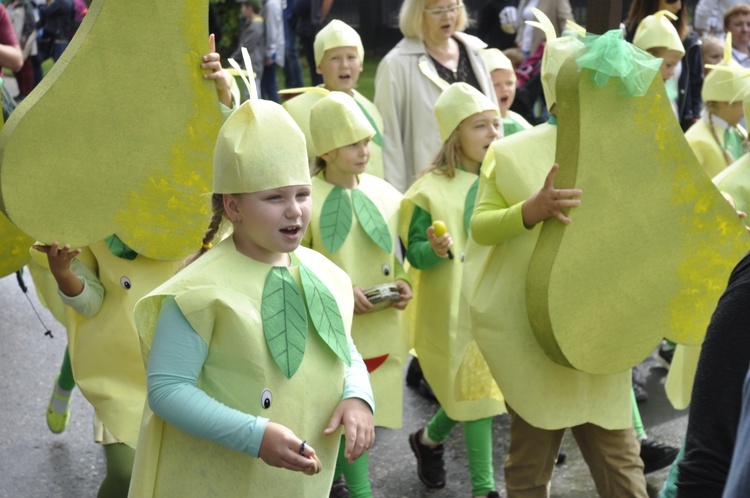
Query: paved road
0,269,687,497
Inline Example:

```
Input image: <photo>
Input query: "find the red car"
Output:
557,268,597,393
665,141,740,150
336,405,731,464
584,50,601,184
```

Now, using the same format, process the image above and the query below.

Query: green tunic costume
129,239,352,497
303,172,407,428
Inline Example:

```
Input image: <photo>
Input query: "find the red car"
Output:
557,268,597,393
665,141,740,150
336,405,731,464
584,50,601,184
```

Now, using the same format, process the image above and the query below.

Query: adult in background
261,0,284,103
8,0,36,99
283,0,303,88
37,0,73,62
0,3,21,74
374,0,497,193
293,0,333,86
624,0,703,131
725,4,750,68
515,0,572,58
476,0,519,50
694,0,745,37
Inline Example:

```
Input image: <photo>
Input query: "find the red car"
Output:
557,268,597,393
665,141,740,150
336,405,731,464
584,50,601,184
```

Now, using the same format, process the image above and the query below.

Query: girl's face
659,49,683,81
457,110,501,169
422,0,462,44
226,186,312,266
657,0,681,15
318,46,363,95
322,138,371,182
714,100,745,127
490,68,516,116
729,14,750,49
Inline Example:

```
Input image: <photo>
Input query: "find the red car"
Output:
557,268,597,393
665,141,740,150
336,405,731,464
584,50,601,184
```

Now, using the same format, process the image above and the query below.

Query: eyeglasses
424,4,464,16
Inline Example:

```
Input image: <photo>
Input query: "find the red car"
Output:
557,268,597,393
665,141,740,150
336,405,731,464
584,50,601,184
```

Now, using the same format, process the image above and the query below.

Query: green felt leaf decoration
105,235,137,260
320,186,353,253
354,100,384,147
262,267,308,379
464,177,479,235
300,265,351,366
352,189,392,254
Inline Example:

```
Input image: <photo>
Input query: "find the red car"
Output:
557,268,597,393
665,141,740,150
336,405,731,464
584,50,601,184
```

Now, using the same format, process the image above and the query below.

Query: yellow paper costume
130,240,351,497
29,240,177,448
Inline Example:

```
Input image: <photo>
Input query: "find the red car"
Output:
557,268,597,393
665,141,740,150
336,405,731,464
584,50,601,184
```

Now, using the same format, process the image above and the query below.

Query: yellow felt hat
314,20,365,67
632,10,685,55
703,33,750,103
310,91,375,156
213,100,310,193
481,48,514,73
434,82,499,142
527,8,585,108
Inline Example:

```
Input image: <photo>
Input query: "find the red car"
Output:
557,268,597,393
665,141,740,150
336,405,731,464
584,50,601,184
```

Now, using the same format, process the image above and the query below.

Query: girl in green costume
128,89,375,497
303,91,412,498
400,82,504,498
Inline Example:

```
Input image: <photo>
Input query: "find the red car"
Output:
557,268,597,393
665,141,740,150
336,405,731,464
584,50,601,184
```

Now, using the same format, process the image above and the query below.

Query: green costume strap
465,177,479,235
105,235,137,260
320,186,392,254
547,115,558,125
725,127,746,162
502,118,526,137
262,262,351,378
334,435,373,498
354,100,384,148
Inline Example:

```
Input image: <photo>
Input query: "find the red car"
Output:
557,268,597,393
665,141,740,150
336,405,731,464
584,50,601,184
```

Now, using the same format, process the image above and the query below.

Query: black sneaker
409,428,446,488
658,345,675,365
556,449,567,465
486,491,503,498
640,439,679,474
633,382,649,403
406,357,423,388
329,477,349,498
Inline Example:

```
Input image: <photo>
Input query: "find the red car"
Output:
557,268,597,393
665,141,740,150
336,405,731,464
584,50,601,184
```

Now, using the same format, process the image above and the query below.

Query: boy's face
702,43,724,67
659,50,683,81
317,47,363,94
240,4,254,18
490,68,516,116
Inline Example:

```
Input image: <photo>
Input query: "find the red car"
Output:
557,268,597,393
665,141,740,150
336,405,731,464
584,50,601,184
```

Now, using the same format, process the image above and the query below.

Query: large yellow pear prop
0,213,34,277
526,35,750,375
0,0,222,261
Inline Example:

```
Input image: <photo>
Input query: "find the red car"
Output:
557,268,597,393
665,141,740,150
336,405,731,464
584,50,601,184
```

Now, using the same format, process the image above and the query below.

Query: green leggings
97,443,135,498
334,435,372,498
427,407,495,496
58,346,76,391
658,439,685,498
631,387,645,439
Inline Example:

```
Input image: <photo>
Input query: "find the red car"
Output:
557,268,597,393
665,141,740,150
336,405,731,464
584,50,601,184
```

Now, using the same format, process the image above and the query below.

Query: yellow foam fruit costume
399,83,504,421
303,92,407,429
480,48,532,132
129,90,358,496
686,34,750,178
281,20,384,179
632,10,685,55
29,240,178,448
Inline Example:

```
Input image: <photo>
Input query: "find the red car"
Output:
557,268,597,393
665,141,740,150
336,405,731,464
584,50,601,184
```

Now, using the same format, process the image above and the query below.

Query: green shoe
46,380,72,434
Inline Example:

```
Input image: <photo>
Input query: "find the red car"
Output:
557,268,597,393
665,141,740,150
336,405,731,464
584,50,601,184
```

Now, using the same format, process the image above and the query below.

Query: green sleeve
405,206,446,270
470,166,529,246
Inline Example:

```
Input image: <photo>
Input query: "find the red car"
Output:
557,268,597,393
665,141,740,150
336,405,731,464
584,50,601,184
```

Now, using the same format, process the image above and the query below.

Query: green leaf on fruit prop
0,0,222,261
262,267,308,379
352,189,392,253
300,265,351,365
320,186,353,253
526,35,750,375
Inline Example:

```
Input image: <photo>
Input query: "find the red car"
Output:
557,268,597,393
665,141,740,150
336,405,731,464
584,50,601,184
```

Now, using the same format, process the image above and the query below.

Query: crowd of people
8,1,750,498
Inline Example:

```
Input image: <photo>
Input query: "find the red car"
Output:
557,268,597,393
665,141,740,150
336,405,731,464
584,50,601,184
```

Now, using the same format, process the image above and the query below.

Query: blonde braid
181,194,226,269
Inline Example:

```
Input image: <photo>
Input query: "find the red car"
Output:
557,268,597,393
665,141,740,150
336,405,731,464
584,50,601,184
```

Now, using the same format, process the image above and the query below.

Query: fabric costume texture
303,172,407,429
457,123,632,430
28,240,177,448
674,252,750,498
374,32,498,193
283,89,385,179
129,239,355,497
685,116,747,178
400,168,504,422
503,110,533,136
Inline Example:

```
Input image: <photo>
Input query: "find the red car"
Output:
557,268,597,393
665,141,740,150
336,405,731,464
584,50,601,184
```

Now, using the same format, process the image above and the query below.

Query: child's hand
426,225,452,258
391,279,412,310
352,286,374,314
202,34,233,108
323,398,375,464
521,163,582,228
721,192,750,232
259,422,320,474
32,242,84,297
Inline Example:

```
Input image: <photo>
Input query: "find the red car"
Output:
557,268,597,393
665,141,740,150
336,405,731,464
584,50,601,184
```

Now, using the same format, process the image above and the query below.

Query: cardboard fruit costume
400,170,504,421
0,0,222,261
131,240,351,497
526,31,750,375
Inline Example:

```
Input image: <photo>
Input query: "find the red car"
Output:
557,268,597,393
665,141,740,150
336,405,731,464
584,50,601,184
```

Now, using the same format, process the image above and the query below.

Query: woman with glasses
374,0,497,194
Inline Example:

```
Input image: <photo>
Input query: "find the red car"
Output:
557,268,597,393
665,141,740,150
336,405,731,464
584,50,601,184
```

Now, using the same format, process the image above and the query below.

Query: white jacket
262,0,285,67
374,32,497,193
694,0,745,34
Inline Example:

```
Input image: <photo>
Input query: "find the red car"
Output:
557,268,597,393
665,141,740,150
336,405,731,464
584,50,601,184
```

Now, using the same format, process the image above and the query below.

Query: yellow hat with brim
434,82,499,142
314,20,364,67
310,91,375,156
527,7,585,109
703,33,750,103
481,48,513,73
632,10,685,55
